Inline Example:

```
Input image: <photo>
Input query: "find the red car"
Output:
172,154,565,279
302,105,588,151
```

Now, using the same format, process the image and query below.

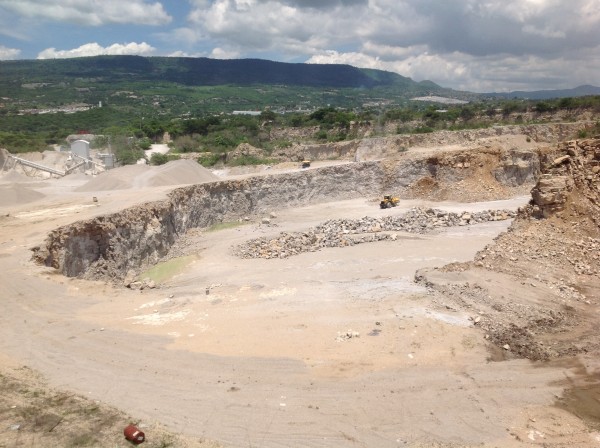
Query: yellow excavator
380,195,400,209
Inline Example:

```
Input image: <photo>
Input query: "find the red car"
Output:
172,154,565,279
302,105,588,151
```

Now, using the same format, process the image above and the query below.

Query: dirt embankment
210,121,590,164
266,121,591,162
32,147,539,281
417,137,600,360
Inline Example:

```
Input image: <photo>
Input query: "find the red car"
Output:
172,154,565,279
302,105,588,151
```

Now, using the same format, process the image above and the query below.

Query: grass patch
139,255,197,284
66,433,99,447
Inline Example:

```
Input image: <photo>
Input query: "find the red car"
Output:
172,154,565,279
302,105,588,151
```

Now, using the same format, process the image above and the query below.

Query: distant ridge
486,84,600,100
0,55,439,90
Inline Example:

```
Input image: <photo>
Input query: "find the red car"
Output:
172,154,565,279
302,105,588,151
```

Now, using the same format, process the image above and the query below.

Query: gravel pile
234,207,516,259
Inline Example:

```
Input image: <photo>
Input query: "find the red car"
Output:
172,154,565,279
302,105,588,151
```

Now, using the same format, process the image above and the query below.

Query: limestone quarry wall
33,162,384,280
32,148,541,281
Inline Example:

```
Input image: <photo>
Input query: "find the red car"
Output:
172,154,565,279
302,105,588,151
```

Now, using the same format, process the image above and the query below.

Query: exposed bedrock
32,148,540,281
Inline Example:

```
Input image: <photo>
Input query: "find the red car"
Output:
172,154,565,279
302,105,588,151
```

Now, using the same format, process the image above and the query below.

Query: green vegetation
138,255,197,284
0,132,50,153
108,135,146,165
149,152,181,165
198,152,224,167
0,55,599,165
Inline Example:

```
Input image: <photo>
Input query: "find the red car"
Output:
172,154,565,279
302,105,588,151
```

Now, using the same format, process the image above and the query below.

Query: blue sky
0,0,598,92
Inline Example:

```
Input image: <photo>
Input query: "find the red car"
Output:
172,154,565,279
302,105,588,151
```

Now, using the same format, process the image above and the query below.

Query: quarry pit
2,128,600,447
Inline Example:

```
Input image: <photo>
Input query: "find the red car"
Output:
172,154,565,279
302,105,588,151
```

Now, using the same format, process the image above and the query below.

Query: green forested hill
0,55,465,118
1,55,430,89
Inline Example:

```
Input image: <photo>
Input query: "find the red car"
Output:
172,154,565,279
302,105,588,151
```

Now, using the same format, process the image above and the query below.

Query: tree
260,109,276,121
110,135,145,165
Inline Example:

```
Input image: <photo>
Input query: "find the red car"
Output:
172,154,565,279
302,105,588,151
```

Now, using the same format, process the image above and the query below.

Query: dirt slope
418,137,600,361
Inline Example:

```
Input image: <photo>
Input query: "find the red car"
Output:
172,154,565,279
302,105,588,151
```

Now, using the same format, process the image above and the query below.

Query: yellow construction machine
380,195,400,209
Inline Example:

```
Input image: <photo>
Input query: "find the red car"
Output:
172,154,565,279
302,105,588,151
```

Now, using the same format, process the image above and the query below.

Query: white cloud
0,45,21,60
306,46,600,93
167,50,205,58
307,50,382,69
210,47,241,59
187,0,362,53
0,0,171,26
37,42,156,59
176,0,600,91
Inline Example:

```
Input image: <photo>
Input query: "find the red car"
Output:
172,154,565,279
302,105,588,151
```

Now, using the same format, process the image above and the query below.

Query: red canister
124,424,145,444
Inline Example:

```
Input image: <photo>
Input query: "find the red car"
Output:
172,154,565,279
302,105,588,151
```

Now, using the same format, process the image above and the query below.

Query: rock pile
234,207,516,259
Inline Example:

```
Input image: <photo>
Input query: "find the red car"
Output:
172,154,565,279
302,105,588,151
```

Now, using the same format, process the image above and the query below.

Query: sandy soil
1,150,599,447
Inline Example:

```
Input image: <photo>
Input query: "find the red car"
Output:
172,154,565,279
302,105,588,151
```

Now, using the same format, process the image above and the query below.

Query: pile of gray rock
234,207,516,259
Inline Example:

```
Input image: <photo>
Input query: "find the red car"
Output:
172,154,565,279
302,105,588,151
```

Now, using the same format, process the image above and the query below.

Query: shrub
198,153,222,167
315,129,328,140
137,137,152,150
149,153,169,165
414,126,434,134
173,135,200,153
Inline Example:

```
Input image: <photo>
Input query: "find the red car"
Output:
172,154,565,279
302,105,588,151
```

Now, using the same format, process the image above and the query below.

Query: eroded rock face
530,138,600,219
32,162,384,280
531,174,571,216
493,149,540,186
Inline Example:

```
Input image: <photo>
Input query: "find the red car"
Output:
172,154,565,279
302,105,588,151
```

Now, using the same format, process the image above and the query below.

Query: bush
315,129,328,140
198,153,222,167
137,137,152,150
150,153,181,165
414,126,434,134
149,153,170,165
173,135,200,153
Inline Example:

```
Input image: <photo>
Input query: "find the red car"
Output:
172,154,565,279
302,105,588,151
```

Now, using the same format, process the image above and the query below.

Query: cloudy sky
0,0,598,92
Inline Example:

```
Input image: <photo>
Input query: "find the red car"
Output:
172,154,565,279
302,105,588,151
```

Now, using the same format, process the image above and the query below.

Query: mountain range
486,84,600,100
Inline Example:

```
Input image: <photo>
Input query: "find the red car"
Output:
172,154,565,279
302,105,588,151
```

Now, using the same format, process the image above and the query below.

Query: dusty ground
1,132,599,447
